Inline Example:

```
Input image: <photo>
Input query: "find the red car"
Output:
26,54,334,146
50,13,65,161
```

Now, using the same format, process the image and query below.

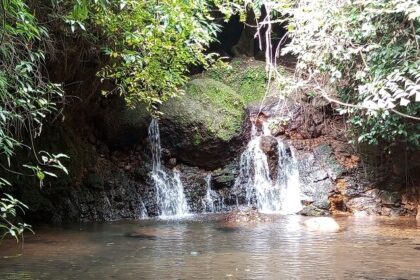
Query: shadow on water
214,226,242,233
124,232,159,240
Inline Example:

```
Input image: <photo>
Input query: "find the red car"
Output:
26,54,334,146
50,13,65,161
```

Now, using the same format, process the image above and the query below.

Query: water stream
148,119,189,218
235,121,302,214
202,174,222,213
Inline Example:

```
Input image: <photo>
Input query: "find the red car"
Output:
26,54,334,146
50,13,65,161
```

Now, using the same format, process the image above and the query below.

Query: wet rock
176,164,208,213
212,162,238,189
133,165,149,182
270,124,286,137
297,151,335,210
313,145,344,180
85,173,105,190
212,173,235,189
260,136,279,179
266,118,287,137
304,217,340,232
222,207,270,226
87,133,97,145
381,207,392,216
380,207,404,217
97,142,110,156
168,158,177,167
379,191,401,206
260,136,278,156
346,189,382,215
329,193,347,213
13,59,416,223
299,205,329,216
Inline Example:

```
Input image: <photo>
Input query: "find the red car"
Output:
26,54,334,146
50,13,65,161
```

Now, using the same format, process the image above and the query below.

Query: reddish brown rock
259,136,278,156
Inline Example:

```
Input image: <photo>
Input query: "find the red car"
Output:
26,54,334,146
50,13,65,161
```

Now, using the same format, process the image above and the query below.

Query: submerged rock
304,217,340,232
299,205,329,217
222,207,270,226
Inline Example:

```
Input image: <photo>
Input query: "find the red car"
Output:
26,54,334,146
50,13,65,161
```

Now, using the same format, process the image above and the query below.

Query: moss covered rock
162,78,244,141
206,58,268,104
158,59,268,169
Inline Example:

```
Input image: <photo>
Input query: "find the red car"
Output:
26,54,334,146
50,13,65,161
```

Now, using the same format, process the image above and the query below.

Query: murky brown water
1,215,420,279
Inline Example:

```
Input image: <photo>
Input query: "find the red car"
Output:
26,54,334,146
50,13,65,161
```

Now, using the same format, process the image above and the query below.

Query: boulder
222,207,270,226
299,205,329,217
304,217,340,232
160,78,244,169
158,59,269,169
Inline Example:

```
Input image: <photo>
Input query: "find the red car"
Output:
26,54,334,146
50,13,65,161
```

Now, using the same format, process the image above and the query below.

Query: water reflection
0,216,419,279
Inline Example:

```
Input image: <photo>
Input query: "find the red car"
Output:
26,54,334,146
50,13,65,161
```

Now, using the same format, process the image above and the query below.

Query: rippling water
1,215,420,279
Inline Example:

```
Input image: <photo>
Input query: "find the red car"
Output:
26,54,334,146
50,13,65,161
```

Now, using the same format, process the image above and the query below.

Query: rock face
20,151,153,223
11,59,419,223
296,144,344,214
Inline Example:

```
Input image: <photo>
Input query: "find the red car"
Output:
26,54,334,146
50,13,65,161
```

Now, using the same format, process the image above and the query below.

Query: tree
216,0,420,148
0,0,68,241
67,0,220,112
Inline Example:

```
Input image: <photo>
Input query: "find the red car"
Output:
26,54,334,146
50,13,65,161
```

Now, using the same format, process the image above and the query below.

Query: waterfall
138,199,148,219
234,120,302,214
202,174,222,213
148,119,189,218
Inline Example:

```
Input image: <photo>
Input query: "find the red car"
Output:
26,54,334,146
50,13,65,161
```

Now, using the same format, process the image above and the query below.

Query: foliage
282,0,420,147
0,185,32,241
216,0,420,148
66,0,221,112
0,0,67,241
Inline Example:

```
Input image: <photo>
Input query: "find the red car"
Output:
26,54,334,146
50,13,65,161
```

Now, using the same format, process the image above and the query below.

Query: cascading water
234,120,302,214
148,119,189,218
202,174,222,213
138,200,148,219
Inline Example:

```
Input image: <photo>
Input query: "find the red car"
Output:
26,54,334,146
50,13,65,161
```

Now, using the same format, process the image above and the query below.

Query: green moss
206,58,268,104
161,59,271,142
192,131,201,146
188,79,245,140
162,78,244,141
